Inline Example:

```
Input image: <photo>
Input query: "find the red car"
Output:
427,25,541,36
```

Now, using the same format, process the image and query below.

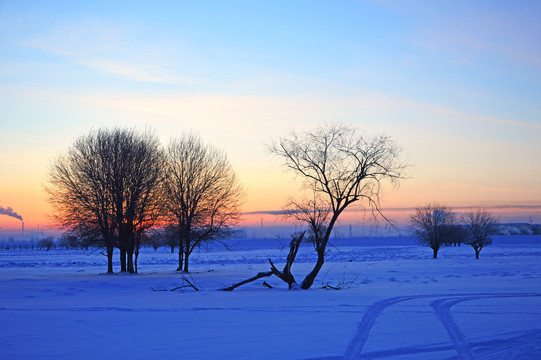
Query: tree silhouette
163,133,244,272
47,128,164,273
463,208,498,259
224,123,407,290
410,203,457,259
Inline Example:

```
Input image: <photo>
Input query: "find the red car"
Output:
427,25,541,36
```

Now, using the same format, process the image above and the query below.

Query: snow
1,236,540,359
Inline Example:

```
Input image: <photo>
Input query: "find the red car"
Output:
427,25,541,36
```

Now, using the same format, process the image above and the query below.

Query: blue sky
1,0,540,230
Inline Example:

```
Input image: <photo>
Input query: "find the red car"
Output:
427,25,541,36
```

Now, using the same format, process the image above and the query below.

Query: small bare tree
163,133,244,272
462,208,498,259
410,203,457,259
223,123,407,290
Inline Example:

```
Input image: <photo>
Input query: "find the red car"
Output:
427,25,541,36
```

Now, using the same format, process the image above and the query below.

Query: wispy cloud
331,92,541,132
76,57,193,84
449,183,526,194
51,91,331,124
241,203,541,216
243,210,289,216
22,19,123,57
19,19,197,85
413,4,541,70
423,105,541,131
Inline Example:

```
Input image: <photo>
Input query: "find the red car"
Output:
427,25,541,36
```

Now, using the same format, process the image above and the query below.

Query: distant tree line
46,128,244,274
410,204,499,259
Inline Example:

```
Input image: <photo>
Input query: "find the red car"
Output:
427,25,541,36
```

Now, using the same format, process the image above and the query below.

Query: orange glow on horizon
2,203,540,237
2,168,541,236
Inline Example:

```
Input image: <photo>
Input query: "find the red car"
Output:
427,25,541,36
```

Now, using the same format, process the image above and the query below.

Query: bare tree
410,203,457,259
58,234,82,250
143,230,163,252
462,208,498,259
224,123,406,290
113,129,165,273
163,133,244,272
47,128,164,273
163,225,179,253
47,130,117,272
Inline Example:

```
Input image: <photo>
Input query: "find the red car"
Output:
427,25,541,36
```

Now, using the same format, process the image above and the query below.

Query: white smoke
0,206,23,221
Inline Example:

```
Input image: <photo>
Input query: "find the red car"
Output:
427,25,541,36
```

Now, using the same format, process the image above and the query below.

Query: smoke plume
0,206,23,221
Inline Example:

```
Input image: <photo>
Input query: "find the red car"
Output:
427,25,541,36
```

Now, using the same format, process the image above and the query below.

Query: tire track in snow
344,293,540,360
342,329,541,359
431,297,475,360
343,295,421,359
431,293,541,360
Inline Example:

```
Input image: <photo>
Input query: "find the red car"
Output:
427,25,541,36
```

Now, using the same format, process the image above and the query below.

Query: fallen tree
221,232,305,291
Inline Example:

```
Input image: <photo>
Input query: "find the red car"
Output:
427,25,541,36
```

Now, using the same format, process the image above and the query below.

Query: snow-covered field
1,236,540,359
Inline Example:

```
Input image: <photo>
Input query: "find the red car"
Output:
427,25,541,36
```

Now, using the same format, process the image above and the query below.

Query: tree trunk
120,248,127,272
107,246,114,273
475,249,480,259
177,249,183,271
177,232,184,271
432,247,438,259
183,249,190,272
282,235,303,286
127,246,135,273
301,247,325,289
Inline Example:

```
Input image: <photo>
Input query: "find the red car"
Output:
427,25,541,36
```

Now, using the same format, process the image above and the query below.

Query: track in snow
340,293,541,360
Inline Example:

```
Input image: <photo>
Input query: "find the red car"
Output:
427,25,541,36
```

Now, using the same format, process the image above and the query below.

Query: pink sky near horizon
1,201,540,236
1,1,541,235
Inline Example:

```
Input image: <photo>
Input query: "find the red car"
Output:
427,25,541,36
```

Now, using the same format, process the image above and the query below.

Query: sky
1,0,540,235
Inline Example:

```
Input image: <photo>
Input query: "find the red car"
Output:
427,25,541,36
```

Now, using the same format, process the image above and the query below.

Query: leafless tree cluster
410,204,498,259
47,129,165,273
47,129,243,273
58,234,92,250
145,225,178,253
224,123,407,290
37,237,55,251
163,134,244,272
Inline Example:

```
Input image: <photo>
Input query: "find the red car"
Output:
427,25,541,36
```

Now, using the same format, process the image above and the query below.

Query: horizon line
243,203,541,216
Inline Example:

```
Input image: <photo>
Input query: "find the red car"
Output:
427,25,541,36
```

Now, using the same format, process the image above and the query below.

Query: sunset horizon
2,1,540,235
